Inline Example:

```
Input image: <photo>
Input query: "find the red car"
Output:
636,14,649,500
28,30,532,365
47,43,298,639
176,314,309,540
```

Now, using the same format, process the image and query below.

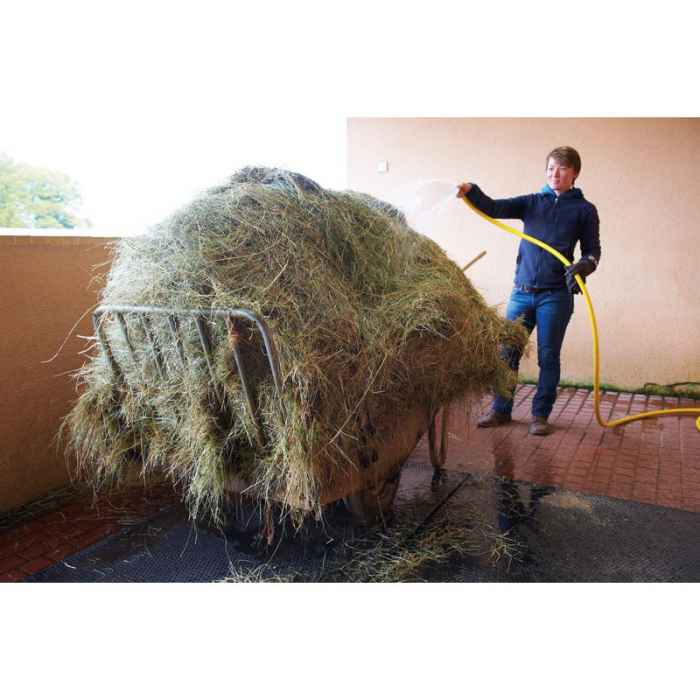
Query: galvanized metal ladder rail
92,303,450,515
93,304,285,448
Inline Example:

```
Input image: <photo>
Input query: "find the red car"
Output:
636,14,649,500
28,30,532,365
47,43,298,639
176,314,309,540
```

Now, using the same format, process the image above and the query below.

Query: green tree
0,154,90,228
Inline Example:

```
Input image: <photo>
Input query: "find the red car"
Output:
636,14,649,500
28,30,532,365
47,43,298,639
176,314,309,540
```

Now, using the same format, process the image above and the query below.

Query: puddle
213,464,555,582
26,461,700,583
219,467,526,582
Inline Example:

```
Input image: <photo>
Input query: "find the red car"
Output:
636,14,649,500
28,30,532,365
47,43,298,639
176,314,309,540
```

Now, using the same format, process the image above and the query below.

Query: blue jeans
493,287,574,419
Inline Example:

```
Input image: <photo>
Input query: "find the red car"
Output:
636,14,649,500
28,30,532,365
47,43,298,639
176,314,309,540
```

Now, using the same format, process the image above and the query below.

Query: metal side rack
92,303,449,524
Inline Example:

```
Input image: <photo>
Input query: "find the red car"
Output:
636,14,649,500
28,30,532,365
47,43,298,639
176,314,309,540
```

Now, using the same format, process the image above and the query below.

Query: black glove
565,257,596,294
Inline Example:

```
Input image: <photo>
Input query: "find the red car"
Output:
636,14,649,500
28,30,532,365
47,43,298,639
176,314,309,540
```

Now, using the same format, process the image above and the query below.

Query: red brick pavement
413,384,700,513
3,386,699,582
0,482,178,582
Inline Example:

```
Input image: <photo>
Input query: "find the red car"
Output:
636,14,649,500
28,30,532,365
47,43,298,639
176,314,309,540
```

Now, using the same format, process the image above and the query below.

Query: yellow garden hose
461,195,700,432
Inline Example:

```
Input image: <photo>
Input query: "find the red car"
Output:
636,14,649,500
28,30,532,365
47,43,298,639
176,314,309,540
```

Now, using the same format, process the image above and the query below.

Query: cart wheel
343,467,402,526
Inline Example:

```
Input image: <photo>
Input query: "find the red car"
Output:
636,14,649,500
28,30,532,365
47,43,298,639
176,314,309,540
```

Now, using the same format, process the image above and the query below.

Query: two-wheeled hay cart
93,304,450,526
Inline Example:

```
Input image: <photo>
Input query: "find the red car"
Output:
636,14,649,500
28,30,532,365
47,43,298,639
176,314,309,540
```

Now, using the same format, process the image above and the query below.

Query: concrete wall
347,118,700,389
0,235,115,511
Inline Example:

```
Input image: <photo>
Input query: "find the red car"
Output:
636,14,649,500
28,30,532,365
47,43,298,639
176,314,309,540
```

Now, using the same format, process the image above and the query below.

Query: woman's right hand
456,182,472,197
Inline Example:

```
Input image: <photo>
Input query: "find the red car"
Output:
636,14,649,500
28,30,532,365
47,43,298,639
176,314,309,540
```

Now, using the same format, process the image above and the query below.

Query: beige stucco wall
347,118,700,389
0,235,115,511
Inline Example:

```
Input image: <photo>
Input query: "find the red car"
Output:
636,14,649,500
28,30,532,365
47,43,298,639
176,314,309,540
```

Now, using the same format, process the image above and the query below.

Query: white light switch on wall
377,160,389,173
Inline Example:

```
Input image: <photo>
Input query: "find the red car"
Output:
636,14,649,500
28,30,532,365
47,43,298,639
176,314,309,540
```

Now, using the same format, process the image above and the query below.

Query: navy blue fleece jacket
466,183,601,289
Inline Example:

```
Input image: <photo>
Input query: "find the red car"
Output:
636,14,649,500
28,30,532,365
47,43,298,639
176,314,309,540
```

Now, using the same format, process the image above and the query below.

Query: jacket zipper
536,196,557,286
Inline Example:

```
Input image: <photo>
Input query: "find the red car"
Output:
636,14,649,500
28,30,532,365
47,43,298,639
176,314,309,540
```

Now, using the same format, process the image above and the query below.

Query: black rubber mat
446,481,700,582
27,462,700,582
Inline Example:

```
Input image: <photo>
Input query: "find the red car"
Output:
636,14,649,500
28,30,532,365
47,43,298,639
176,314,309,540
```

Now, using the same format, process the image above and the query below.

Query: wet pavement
5,384,700,582
417,385,700,512
25,460,700,583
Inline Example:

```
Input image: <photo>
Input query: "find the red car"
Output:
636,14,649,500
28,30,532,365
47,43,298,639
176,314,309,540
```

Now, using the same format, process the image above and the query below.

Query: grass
520,376,700,401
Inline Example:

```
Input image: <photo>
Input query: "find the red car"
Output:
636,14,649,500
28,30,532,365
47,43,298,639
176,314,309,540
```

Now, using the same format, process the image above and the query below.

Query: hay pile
223,476,526,583
64,167,526,524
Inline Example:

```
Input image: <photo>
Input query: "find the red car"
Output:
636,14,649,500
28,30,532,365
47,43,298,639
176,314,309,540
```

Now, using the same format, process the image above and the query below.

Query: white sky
3,1,697,235
2,2,352,233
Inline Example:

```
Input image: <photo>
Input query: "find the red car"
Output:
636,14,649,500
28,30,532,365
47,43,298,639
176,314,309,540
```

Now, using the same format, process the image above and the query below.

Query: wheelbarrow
92,304,450,527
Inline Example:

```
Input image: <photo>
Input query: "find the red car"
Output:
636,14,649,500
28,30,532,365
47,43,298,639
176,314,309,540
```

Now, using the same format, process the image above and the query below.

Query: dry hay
63,167,526,525
325,506,523,583
222,491,525,583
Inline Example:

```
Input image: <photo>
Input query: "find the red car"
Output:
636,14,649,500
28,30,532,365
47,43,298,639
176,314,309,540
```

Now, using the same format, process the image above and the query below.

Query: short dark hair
546,146,581,176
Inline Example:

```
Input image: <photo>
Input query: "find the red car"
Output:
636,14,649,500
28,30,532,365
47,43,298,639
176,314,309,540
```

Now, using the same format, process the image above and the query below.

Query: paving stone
5,385,700,583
